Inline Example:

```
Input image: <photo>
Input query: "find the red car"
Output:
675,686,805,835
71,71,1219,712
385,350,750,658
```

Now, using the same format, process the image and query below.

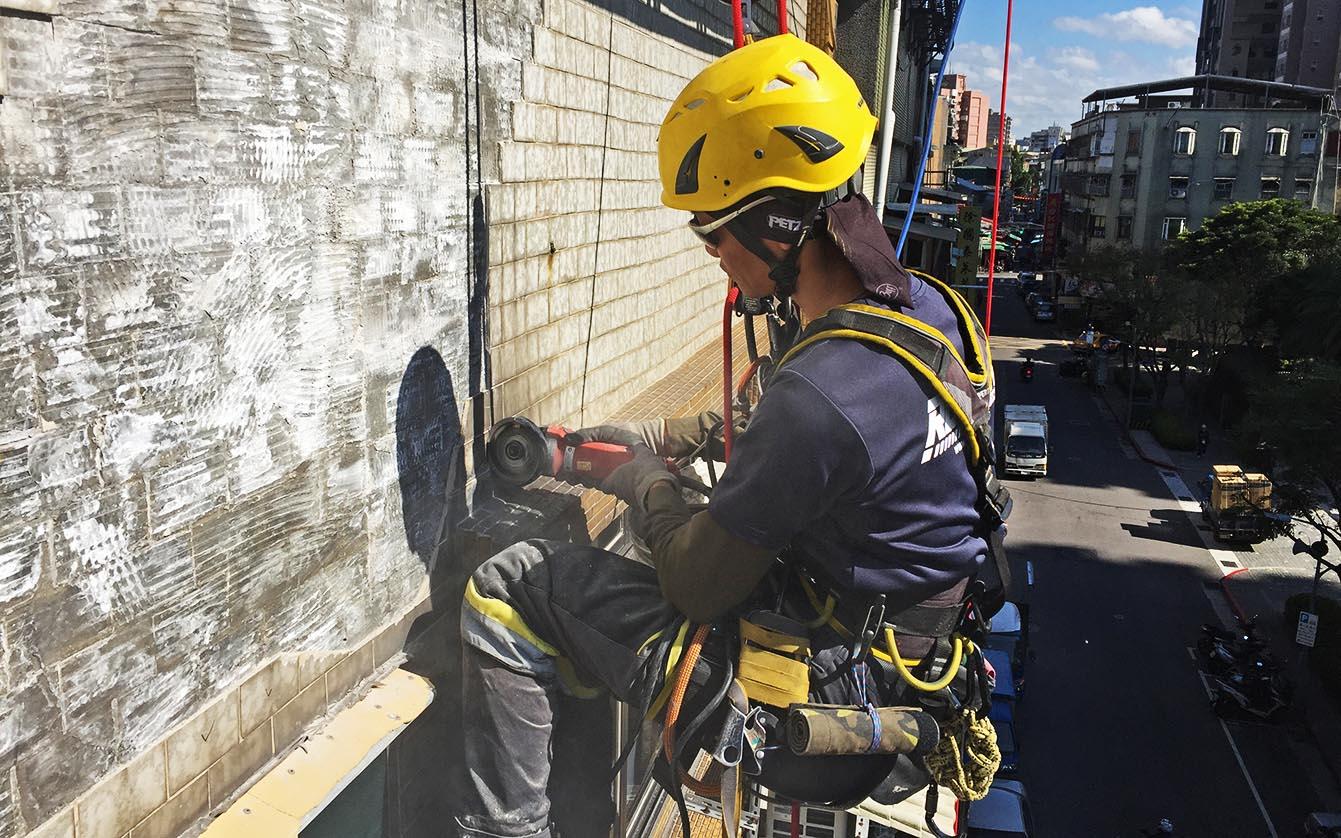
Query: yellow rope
924,709,1000,801
885,627,965,693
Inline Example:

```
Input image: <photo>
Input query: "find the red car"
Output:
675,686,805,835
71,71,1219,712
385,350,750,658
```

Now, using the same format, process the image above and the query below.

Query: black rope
578,14,618,424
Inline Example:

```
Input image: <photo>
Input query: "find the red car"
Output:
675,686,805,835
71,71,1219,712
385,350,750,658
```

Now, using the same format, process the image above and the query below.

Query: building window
1168,176,1190,198
1163,217,1187,239
1301,130,1318,155
1265,128,1289,155
1117,216,1134,239
1120,173,1137,198
1088,174,1110,196
1260,177,1281,197
1218,127,1241,155
1089,214,1107,238
1214,177,1235,200
1126,130,1142,155
1294,178,1313,200
1173,127,1196,155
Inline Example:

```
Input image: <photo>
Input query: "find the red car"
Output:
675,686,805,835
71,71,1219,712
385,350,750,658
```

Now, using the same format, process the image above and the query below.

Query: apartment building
1196,0,1284,107
1060,89,1333,255
1274,0,1341,89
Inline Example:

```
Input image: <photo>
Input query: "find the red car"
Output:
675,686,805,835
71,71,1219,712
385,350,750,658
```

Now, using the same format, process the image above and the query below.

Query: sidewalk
1098,382,1341,808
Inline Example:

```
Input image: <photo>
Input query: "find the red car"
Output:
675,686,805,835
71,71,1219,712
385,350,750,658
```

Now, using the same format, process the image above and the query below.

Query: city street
985,275,1340,838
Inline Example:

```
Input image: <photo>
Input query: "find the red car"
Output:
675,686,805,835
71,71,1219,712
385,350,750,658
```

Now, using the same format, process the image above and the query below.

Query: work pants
456,539,911,838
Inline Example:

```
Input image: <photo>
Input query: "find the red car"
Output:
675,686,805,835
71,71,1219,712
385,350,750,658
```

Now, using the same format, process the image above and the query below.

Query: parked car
967,780,1033,837
1017,271,1035,282
1032,302,1055,322
1304,811,1341,837
983,647,1021,701
988,701,1019,776
987,601,1030,686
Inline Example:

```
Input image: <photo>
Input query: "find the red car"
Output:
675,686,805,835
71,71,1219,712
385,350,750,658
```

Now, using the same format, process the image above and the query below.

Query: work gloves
570,425,677,510
600,445,678,511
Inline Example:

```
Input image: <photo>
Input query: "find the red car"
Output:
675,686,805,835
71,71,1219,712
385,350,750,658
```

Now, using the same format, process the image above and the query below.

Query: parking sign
1297,611,1319,648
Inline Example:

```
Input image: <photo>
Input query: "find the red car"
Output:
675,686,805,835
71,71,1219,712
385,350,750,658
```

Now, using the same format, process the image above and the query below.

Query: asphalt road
985,276,1333,838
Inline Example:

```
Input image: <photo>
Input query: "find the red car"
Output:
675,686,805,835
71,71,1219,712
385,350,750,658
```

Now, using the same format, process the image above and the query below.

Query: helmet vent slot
789,61,818,82
728,87,753,103
685,97,706,110
763,77,793,93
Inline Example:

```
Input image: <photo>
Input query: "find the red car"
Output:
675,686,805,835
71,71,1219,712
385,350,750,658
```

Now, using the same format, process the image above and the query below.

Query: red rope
731,0,746,48
722,287,739,461
776,0,788,35
983,0,1013,337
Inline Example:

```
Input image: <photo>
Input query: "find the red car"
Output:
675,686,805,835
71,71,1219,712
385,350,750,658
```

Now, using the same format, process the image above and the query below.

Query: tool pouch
737,611,810,708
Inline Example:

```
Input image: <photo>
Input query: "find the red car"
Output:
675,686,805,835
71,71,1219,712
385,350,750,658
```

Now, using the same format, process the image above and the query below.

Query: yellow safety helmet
658,34,877,213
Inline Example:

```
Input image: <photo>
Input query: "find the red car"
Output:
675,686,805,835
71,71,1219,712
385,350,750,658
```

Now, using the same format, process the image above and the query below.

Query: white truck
1003,405,1049,478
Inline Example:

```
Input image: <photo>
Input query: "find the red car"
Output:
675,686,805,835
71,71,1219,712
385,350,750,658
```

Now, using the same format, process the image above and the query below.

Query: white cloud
1050,46,1100,74
948,41,1197,138
1053,6,1199,48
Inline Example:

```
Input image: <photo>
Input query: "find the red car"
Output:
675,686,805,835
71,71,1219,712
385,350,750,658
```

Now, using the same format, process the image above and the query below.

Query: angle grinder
487,416,642,486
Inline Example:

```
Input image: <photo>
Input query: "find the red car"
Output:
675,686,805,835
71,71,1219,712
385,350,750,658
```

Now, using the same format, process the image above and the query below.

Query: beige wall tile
128,773,207,838
325,643,376,703
272,678,329,750
165,692,239,795
76,746,167,838
27,809,75,838
238,659,301,738
205,720,275,811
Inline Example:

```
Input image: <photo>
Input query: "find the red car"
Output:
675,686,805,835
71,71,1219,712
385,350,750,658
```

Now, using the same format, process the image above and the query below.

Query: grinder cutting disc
487,417,552,486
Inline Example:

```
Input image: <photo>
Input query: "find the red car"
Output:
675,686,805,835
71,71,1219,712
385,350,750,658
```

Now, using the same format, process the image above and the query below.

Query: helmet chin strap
727,198,825,300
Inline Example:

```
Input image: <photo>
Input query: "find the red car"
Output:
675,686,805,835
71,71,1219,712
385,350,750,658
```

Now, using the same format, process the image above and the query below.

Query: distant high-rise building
1274,0,1341,90
943,73,968,143
1025,125,1066,153
959,90,989,149
987,110,1012,148
1196,0,1283,107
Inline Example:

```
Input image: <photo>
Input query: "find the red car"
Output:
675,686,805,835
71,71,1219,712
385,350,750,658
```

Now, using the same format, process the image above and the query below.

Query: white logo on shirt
921,399,963,464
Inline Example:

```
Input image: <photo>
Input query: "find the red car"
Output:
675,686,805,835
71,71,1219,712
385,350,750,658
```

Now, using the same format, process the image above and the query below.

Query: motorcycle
1020,360,1035,383
1209,661,1292,721
1197,621,1276,677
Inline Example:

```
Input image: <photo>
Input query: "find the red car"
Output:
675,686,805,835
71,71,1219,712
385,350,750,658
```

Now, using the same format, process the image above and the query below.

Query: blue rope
855,662,882,753
896,0,968,260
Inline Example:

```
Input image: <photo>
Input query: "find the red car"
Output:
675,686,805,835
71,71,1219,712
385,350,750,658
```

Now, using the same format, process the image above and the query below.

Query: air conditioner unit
1170,188,1188,198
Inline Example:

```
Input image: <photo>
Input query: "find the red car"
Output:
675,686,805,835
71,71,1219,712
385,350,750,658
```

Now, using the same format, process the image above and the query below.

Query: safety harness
653,272,1011,837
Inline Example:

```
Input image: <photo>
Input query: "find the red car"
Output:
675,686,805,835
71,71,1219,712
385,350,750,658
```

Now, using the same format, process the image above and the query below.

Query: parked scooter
1209,661,1292,721
1196,619,1265,661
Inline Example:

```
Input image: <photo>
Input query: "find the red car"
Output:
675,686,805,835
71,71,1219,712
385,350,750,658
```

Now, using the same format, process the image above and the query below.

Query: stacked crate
1210,465,1273,511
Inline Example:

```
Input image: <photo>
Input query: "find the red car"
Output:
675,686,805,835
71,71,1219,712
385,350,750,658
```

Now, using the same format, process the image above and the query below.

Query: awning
898,220,960,242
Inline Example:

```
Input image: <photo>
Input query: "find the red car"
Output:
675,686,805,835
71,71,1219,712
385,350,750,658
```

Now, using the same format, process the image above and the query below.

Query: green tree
1277,241,1341,361
1165,200,1341,350
1067,244,1190,404
1240,360,1341,505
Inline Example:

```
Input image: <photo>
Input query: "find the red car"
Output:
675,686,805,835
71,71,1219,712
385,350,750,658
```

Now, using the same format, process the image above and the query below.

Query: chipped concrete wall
0,0,805,836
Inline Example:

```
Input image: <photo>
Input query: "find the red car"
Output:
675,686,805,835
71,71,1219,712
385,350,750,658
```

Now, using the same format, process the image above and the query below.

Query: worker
456,34,995,838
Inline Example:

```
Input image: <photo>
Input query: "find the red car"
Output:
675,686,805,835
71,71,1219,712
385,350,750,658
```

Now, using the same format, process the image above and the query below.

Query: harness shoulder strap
782,305,984,466
906,268,992,387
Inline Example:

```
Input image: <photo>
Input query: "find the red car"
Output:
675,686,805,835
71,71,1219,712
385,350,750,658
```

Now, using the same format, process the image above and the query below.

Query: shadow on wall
583,0,774,57
386,346,470,837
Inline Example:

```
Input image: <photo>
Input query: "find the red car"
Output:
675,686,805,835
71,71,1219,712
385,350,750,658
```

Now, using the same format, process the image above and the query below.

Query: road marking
1195,670,1280,838
1157,471,1204,516
1026,561,1034,586
1186,645,1198,662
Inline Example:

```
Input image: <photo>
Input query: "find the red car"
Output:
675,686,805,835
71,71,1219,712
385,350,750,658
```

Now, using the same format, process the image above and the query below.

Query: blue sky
946,2,1202,138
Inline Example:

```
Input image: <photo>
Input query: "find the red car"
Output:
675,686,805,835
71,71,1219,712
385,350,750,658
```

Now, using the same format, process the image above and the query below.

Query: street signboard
1297,611,1319,648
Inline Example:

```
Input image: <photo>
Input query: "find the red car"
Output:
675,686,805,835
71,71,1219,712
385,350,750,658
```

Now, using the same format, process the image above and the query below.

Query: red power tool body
487,416,652,486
